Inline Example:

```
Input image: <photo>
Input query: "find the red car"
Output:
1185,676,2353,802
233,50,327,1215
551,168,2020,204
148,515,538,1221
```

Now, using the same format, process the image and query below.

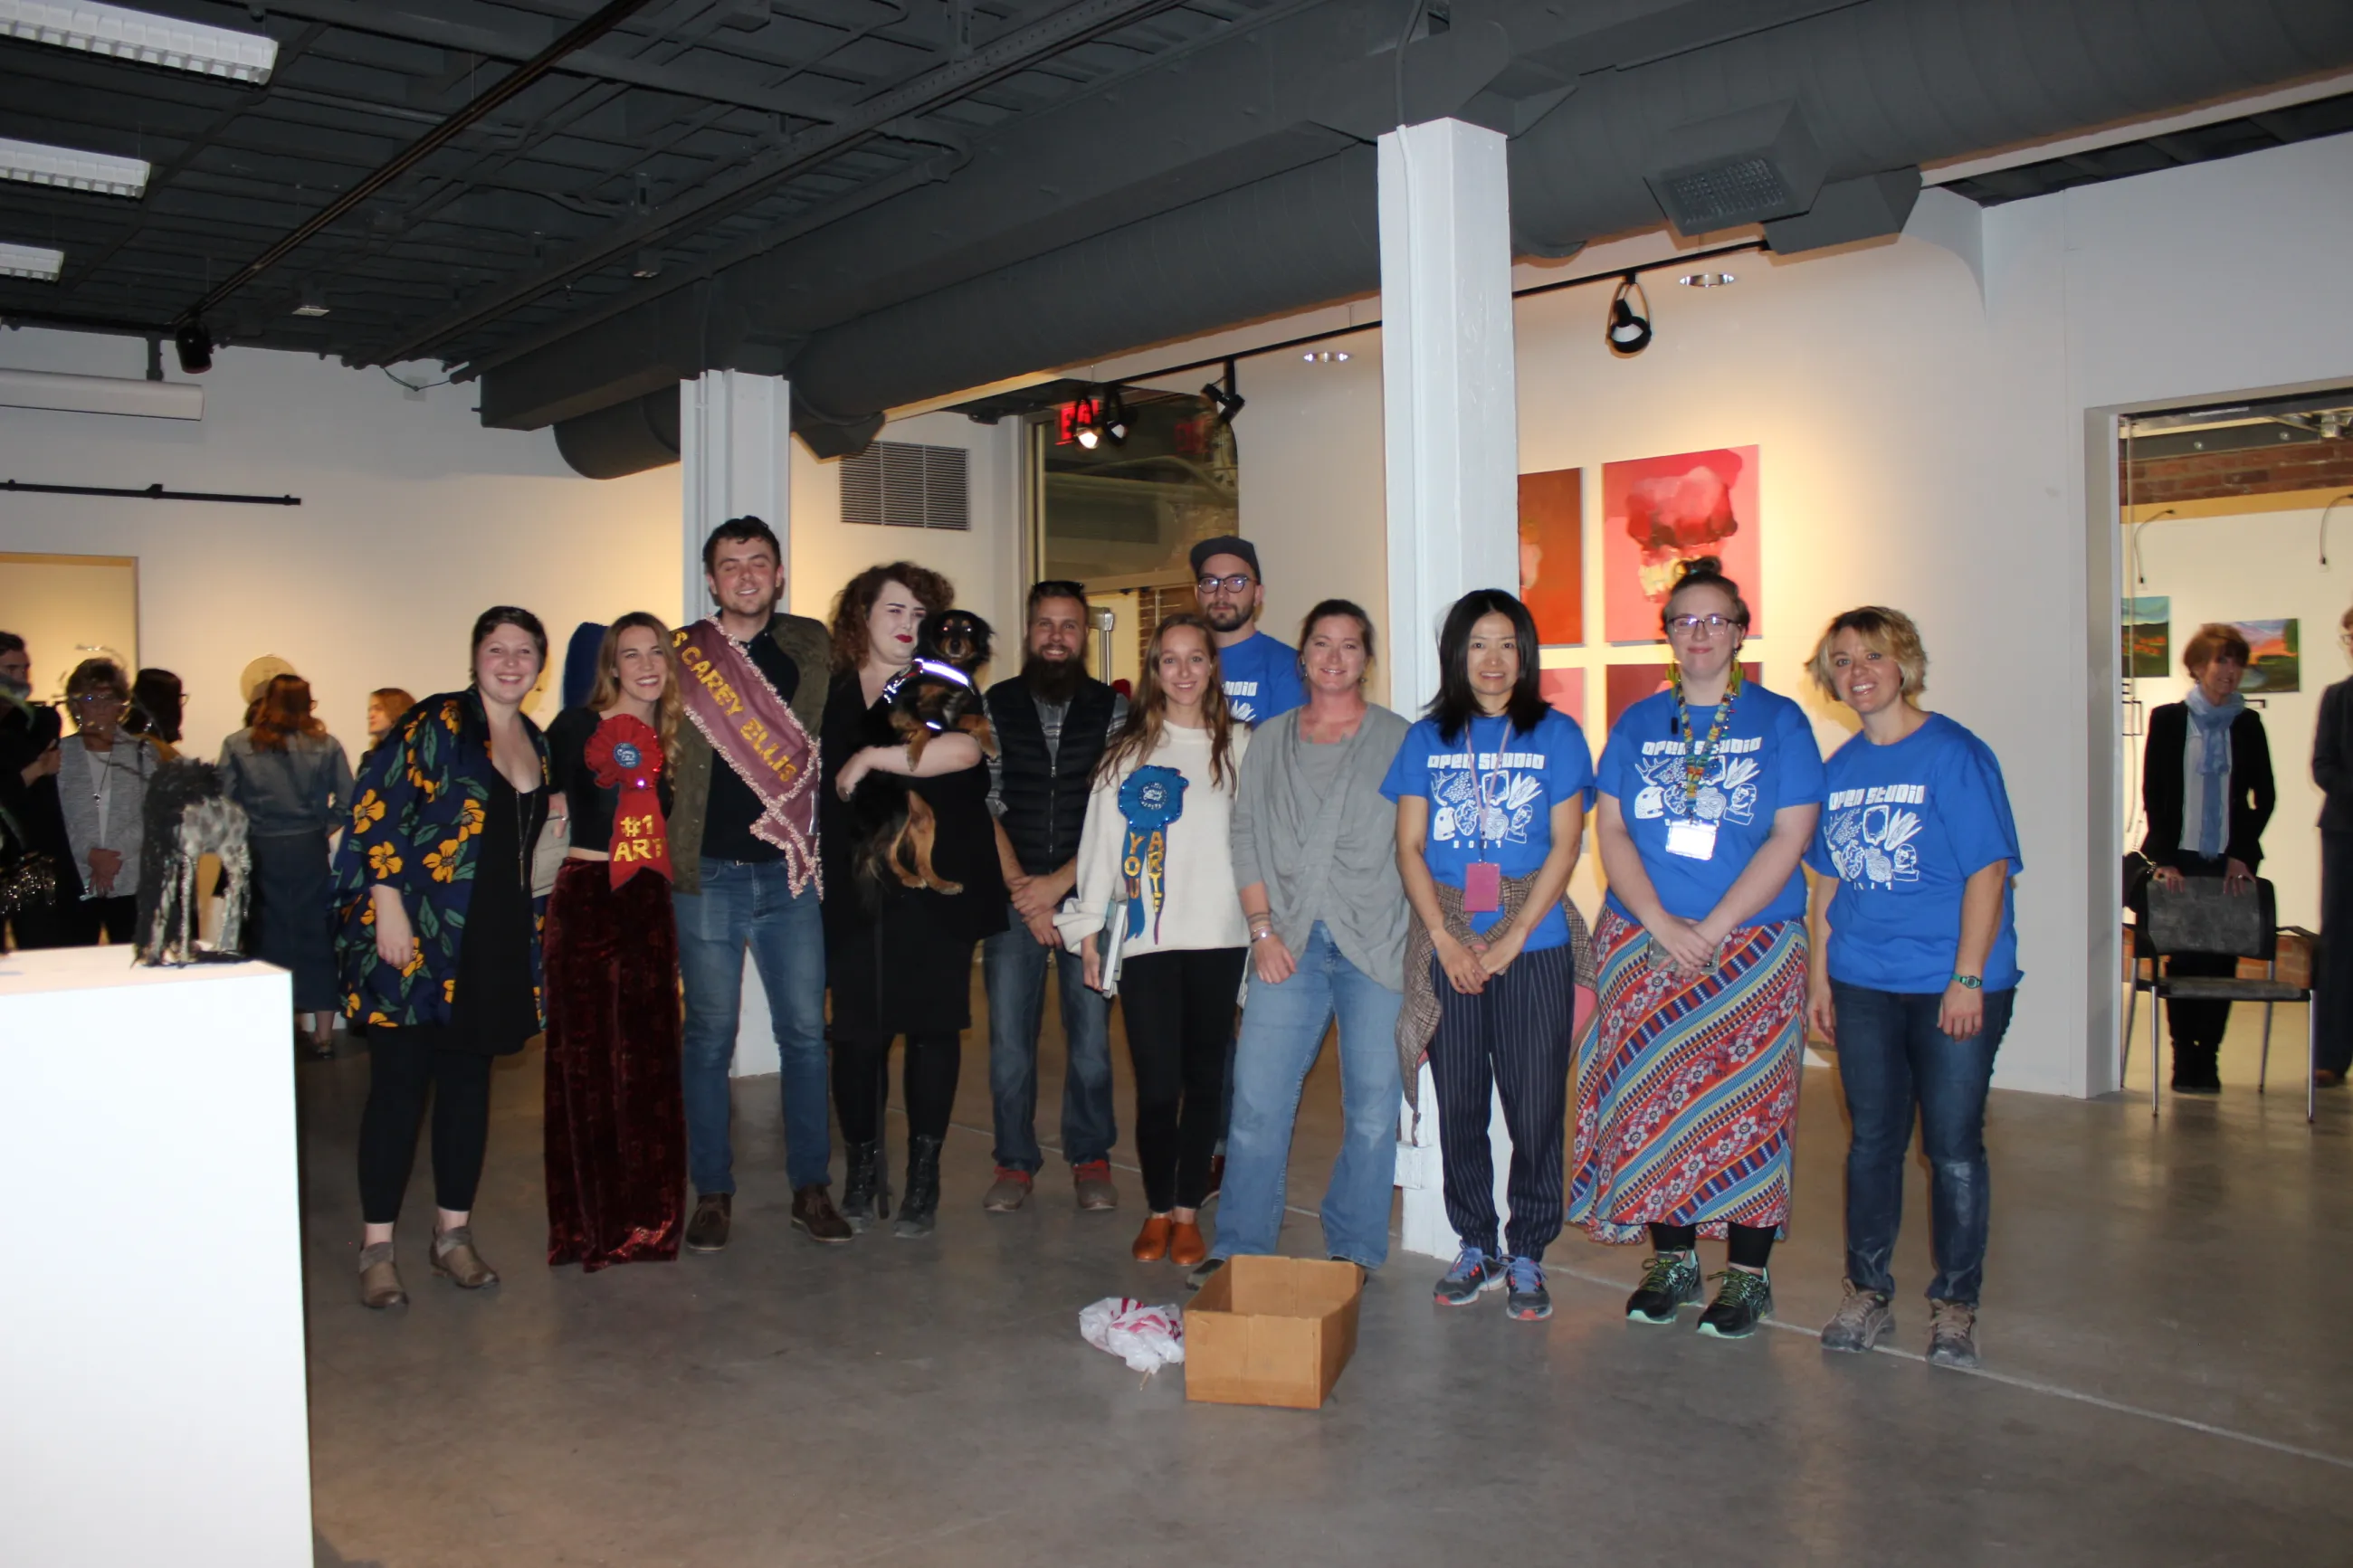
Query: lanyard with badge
1462,716,1505,913
1664,663,1740,861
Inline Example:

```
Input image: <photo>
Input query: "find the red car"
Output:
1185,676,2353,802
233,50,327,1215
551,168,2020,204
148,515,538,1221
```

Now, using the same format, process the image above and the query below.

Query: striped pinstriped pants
1429,942,1577,1260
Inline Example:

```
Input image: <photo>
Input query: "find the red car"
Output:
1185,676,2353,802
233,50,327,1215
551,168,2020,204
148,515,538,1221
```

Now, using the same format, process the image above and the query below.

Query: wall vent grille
841,441,969,529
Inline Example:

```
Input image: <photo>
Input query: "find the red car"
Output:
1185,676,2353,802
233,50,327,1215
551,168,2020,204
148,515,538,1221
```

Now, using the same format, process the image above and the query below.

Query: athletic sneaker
1504,1256,1552,1322
1433,1247,1505,1307
1696,1269,1774,1339
1819,1282,1895,1354
1624,1250,1703,1325
1928,1299,1981,1369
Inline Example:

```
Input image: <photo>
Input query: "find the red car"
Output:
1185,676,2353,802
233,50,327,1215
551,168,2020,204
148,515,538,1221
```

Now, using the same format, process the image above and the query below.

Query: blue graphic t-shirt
1218,631,1304,727
1596,681,1825,927
1380,708,1596,950
1805,712,2024,993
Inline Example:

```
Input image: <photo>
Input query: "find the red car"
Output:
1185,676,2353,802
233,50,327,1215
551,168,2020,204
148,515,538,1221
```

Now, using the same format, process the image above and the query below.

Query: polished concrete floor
299,983,2352,1567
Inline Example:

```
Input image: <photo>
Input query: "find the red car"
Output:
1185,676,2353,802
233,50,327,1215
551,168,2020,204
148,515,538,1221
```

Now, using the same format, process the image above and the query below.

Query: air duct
551,386,678,479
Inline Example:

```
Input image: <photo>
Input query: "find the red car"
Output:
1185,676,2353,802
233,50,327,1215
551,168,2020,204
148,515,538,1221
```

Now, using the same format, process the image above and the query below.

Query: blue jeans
1212,924,1404,1269
982,906,1116,1171
673,859,830,1194
1830,981,2016,1305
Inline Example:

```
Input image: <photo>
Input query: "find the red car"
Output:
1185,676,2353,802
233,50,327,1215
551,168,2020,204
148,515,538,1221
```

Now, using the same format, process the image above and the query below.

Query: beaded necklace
1669,660,1742,806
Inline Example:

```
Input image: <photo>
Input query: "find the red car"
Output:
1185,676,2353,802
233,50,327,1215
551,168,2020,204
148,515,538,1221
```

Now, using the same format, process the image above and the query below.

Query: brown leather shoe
357,1241,406,1309
1168,1220,1208,1267
685,1193,732,1253
791,1184,853,1244
430,1226,498,1289
1131,1214,1173,1261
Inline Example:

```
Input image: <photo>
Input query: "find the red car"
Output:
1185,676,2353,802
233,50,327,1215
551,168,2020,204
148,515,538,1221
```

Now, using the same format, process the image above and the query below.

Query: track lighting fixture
1099,385,1129,446
1201,359,1244,424
1606,276,1652,356
173,318,214,375
631,248,662,280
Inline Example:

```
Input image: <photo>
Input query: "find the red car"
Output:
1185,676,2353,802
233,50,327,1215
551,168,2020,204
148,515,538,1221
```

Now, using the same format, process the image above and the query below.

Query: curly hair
829,561,956,671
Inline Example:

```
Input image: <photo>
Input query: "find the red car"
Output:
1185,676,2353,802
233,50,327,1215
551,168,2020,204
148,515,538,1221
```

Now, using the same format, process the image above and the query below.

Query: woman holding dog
823,563,1005,1240
541,613,689,1270
1058,613,1250,1270
335,607,552,1309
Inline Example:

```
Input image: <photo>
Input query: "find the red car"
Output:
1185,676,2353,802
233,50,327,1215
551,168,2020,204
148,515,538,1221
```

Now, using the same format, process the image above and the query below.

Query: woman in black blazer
2314,606,2353,1088
2139,622,2275,1092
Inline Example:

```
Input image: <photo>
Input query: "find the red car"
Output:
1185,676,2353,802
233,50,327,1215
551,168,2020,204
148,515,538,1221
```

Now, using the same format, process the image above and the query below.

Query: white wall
0,337,1024,756
1039,128,2353,1098
2130,504,2348,929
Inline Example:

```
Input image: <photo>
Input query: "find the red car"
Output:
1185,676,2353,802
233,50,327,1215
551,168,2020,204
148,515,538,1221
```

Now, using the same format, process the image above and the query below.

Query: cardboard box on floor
1184,1256,1361,1410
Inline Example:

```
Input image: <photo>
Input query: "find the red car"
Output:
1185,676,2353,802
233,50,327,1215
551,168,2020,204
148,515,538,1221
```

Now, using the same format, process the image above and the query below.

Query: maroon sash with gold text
673,620,821,895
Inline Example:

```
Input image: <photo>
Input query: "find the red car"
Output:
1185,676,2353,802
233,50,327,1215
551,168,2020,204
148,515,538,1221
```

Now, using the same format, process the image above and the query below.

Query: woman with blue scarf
2139,623,2276,1092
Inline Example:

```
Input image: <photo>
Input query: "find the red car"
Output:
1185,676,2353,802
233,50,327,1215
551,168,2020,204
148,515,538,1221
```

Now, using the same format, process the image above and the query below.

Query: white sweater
1057,723,1249,958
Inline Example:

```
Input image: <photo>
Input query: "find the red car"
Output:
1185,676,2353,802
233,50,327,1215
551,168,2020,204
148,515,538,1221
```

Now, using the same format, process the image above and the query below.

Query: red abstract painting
1519,468,1584,646
1601,445,1762,642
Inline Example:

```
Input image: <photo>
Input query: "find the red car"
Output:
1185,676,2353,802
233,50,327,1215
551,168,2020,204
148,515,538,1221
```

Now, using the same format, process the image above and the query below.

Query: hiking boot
684,1193,732,1253
1696,1268,1773,1339
982,1167,1034,1212
1072,1159,1119,1212
1433,1247,1505,1307
894,1135,944,1239
1820,1282,1895,1354
1505,1256,1552,1322
1928,1299,1981,1369
839,1141,888,1232
791,1184,853,1244
1625,1250,1703,1325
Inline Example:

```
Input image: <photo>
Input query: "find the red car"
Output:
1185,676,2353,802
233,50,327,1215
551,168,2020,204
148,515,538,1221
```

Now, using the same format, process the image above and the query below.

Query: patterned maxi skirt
1566,908,1806,1244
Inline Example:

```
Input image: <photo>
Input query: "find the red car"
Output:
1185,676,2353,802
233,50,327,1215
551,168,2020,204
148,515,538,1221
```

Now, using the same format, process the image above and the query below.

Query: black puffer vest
987,676,1116,876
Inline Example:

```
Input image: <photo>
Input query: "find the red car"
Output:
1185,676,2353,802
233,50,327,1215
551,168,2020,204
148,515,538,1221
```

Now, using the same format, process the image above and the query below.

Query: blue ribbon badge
1117,765,1188,944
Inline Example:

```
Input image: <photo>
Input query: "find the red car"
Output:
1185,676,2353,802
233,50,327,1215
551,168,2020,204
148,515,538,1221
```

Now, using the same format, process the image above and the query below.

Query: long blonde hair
1096,613,1237,789
586,612,682,769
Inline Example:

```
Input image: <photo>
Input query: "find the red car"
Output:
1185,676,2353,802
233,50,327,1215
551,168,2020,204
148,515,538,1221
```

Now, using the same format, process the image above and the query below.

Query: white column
680,369,794,626
1377,118,1524,1261
679,369,795,1078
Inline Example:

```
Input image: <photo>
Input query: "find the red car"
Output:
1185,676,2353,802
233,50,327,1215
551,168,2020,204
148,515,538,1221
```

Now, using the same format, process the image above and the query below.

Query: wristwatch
1952,974,1982,991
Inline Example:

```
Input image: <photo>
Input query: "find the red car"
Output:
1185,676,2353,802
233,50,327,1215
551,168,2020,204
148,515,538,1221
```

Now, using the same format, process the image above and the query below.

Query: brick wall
2122,439,2353,507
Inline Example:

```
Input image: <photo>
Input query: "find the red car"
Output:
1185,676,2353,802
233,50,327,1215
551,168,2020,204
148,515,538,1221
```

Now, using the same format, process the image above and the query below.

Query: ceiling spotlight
631,248,662,280
1606,277,1653,356
1202,359,1245,425
0,136,149,198
1074,403,1102,450
0,240,63,281
1100,385,1129,446
174,318,214,375
291,284,329,318
0,0,280,83
1679,271,1735,287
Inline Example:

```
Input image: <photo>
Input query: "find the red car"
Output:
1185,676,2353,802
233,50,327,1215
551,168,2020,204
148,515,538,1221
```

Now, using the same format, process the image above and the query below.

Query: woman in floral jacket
333,607,553,1310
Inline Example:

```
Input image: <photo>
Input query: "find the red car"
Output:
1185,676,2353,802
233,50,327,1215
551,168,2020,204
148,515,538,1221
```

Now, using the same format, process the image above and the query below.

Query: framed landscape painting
2231,618,2299,694
2122,596,2169,679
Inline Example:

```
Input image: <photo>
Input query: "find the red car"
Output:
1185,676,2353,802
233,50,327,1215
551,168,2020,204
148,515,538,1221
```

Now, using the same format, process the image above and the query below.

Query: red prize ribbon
584,714,674,888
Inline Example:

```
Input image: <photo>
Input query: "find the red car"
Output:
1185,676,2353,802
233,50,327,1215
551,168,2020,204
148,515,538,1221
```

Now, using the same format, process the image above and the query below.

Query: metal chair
2125,877,2313,1120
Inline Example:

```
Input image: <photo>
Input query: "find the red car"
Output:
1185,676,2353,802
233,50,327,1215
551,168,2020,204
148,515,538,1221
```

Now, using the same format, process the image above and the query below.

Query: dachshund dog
854,609,996,898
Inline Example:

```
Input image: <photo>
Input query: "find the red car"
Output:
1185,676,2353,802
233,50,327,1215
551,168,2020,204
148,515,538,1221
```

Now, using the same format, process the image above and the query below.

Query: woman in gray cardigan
1195,600,1411,1288
57,658,161,946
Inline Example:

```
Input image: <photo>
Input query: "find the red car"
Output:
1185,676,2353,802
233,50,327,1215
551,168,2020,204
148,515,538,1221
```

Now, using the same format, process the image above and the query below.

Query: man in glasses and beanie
1190,536,1302,728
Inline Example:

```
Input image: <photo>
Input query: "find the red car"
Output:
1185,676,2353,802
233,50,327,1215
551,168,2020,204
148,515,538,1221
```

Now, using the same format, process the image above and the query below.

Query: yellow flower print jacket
331,690,549,1029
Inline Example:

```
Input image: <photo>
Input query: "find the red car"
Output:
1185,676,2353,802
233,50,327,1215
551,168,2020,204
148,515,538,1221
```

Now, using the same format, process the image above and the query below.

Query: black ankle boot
894,1134,945,1239
2170,1043,2222,1093
840,1139,891,1231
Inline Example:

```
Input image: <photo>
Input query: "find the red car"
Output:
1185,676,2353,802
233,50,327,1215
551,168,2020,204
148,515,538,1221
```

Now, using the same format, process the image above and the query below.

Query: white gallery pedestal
0,946,312,1568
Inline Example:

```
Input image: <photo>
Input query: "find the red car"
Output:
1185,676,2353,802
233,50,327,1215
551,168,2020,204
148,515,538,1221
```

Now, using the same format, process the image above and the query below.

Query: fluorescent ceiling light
0,136,149,198
0,241,65,281
0,0,278,84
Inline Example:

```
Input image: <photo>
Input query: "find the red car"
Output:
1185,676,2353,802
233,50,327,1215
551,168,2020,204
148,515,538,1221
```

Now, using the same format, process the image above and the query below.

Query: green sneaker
1625,1250,1703,1325
1697,1268,1774,1339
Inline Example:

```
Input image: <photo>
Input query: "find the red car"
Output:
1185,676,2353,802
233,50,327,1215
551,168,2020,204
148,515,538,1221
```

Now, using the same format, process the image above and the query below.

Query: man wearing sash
668,517,852,1249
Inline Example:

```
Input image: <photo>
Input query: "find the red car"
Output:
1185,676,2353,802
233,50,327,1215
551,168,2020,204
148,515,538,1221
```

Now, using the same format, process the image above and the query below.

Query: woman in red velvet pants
542,613,688,1269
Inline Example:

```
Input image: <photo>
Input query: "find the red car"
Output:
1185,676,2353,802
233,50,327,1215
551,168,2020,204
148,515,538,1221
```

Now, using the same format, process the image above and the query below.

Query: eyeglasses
1666,613,1739,634
69,693,127,708
1196,573,1255,595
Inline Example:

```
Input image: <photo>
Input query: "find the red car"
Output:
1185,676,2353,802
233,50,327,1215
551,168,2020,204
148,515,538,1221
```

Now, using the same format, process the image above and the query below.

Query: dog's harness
882,658,978,734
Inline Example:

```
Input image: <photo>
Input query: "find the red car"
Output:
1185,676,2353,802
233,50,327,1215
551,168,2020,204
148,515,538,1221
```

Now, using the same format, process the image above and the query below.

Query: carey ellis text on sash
680,641,799,785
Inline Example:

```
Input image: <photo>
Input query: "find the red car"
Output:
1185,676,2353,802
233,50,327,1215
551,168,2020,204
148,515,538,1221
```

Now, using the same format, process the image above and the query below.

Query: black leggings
1119,946,1246,1212
1652,1221,1777,1271
357,1031,495,1223
833,1032,961,1145
66,894,137,946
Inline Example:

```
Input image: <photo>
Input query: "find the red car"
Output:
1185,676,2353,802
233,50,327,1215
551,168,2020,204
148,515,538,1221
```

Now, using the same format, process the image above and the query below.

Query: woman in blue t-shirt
1803,605,2022,1371
1568,557,1823,1341
1384,590,1594,1325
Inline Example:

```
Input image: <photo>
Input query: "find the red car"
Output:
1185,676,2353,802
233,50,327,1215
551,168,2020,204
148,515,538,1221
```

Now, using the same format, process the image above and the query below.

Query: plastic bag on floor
1080,1296,1186,1373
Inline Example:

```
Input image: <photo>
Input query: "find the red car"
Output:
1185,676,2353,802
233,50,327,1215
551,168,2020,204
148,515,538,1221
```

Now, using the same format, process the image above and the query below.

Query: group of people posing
281,517,2029,1374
